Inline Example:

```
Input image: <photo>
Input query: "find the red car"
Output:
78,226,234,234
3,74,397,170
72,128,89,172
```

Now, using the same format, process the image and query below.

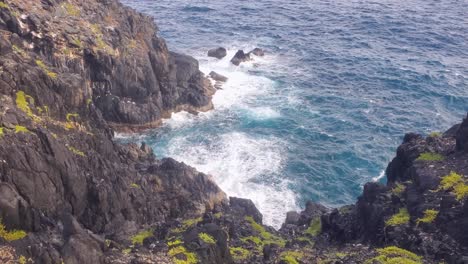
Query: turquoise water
120,0,468,227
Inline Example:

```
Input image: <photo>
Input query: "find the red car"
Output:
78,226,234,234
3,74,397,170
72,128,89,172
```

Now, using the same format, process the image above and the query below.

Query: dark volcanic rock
249,48,265,57
229,197,263,224
207,47,227,59
456,113,468,152
209,71,228,82
230,50,251,66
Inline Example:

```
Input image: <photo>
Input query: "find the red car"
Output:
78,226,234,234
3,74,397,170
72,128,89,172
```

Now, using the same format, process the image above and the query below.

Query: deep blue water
120,0,468,227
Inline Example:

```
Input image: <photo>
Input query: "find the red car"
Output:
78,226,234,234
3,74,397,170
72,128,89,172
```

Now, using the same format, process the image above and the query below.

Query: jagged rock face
0,0,225,263
456,114,468,152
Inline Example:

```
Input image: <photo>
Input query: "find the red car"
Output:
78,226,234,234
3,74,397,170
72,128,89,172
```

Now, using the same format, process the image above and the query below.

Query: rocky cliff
0,0,467,263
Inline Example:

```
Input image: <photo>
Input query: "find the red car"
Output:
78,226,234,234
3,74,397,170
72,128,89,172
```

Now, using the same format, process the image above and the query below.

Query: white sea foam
372,170,386,182
166,132,298,228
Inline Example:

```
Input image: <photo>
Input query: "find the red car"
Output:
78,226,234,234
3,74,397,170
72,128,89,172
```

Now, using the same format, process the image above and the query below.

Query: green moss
295,236,313,245
66,113,79,122
198,232,216,244
0,127,4,137
130,183,140,188
68,146,86,157
439,171,468,201
36,60,57,79
131,230,153,245
230,247,250,260
416,209,438,225
15,125,31,134
416,152,444,162
0,2,9,9
171,217,202,234
280,251,304,264
167,239,183,247
16,91,39,121
12,45,27,57
213,212,223,219
365,246,422,264
18,256,27,264
305,217,321,237
0,218,27,241
391,183,406,196
429,132,442,138
244,216,286,247
385,208,410,226
168,245,198,264
62,2,80,16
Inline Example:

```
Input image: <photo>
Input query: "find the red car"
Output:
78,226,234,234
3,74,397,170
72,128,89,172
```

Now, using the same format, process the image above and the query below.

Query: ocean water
120,0,468,228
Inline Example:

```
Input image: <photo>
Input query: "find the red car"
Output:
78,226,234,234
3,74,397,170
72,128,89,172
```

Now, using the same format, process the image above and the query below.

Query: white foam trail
166,132,299,228
372,170,386,182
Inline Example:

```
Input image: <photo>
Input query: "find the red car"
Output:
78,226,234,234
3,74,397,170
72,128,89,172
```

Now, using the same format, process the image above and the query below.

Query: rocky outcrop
249,48,265,57
207,47,227,59
230,50,251,66
0,0,467,263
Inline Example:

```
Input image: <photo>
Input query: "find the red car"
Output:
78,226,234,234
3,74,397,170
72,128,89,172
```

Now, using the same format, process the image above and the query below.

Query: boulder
209,71,228,82
229,197,263,224
230,50,251,66
249,48,265,57
207,47,227,59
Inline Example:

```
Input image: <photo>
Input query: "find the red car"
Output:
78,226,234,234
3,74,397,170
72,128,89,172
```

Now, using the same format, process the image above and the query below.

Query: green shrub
36,60,57,79
305,217,321,237
168,245,198,264
416,209,438,225
15,125,30,134
416,152,444,162
429,132,441,138
244,216,285,247
62,2,80,16
0,2,9,9
230,247,250,260
0,219,27,241
280,251,304,264
439,171,468,201
171,217,202,234
167,239,182,247
198,232,216,244
131,230,153,245
385,208,410,226
391,183,406,196
365,246,422,264
68,146,85,157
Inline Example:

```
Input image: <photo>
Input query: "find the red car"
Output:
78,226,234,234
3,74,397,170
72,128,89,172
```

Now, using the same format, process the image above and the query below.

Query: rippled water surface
120,0,468,227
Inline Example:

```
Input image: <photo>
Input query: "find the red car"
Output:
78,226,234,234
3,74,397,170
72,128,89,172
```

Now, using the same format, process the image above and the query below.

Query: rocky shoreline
0,0,467,263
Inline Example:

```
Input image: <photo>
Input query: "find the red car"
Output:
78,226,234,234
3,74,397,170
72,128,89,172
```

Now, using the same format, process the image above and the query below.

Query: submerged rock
209,71,228,82
208,47,227,59
230,50,251,66
249,48,265,57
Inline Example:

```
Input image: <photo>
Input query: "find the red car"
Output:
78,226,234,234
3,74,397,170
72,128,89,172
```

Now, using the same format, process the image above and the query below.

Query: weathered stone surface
208,47,227,59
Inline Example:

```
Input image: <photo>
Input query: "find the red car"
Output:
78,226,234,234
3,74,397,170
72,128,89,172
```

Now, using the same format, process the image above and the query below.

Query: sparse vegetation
18,255,27,264
68,146,85,157
62,2,80,16
72,38,83,49
244,216,286,247
305,217,321,237
168,245,198,264
12,45,27,57
0,218,27,242
439,171,468,201
122,248,131,255
417,209,438,225
199,232,216,244
365,246,422,264
214,212,222,219
36,60,57,79
392,183,406,196
171,217,202,233
0,2,9,9
15,125,31,134
130,183,140,188
131,230,153,245
280,251,304,264
0,127,4,137
385,208,410,226
429,132,441,137
416,152,444,162
167,239,182,247
16,91,40,121
230,247,250,260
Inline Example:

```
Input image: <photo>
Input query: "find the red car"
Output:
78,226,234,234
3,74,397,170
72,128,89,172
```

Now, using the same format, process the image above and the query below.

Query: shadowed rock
230,50,251,66
207,47,227,59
